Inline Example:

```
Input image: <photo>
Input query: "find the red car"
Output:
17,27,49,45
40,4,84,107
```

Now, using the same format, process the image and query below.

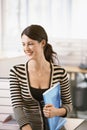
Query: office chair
72,75,87,117
73,87,87,111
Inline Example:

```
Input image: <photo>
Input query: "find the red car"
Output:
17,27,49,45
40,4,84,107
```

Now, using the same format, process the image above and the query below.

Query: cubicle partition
0,78,13,115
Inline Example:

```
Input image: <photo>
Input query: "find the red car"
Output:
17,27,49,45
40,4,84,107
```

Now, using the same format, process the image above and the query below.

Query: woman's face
21,34,45,61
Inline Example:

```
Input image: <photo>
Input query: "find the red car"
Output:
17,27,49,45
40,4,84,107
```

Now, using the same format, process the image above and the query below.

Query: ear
41,40,46,47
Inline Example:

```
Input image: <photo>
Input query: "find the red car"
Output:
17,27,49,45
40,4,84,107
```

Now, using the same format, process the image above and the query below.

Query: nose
24,44,30,50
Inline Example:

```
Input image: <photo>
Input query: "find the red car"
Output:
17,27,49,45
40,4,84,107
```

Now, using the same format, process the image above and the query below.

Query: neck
28,58,49,71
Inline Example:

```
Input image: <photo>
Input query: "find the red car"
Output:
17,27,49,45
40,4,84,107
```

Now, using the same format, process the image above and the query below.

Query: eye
22,42,25,46
22,42,34,46
27,42,33,46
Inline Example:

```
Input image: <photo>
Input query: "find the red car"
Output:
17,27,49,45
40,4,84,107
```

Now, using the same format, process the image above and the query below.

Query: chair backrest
73,87,87,111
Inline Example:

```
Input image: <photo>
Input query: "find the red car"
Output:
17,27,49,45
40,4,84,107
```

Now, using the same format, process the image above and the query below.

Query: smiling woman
9,24,72,130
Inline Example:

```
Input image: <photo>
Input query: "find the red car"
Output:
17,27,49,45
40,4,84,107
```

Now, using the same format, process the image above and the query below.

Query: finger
43,108,51,113
44,111,50,117
45,104,53,108
43,109,49,114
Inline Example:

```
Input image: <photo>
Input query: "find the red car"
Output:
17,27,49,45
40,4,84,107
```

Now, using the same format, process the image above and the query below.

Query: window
0,0,87,58
0,0,72,58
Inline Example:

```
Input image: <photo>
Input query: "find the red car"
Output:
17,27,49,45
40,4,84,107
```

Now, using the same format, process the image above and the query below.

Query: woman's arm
43,67,73,118
60,68,73,114
9,66,30,129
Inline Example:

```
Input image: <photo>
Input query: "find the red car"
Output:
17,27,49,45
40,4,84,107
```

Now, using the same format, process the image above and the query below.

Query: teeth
27,52,31,54
26,52,32,55
26,51,31,53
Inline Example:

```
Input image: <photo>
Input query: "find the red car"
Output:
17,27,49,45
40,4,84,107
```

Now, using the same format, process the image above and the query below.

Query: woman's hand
43,104,67,118
22,124,32,130
43,104,58,118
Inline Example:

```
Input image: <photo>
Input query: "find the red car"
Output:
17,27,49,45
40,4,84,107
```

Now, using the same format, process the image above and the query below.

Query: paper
43,82,66,130
0,114,12,123
64,118,85,130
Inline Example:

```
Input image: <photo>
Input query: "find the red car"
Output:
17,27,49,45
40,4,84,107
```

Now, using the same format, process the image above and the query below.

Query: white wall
0,56,28,77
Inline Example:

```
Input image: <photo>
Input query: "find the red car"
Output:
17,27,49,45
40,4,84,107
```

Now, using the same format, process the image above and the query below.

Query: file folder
43,82,66,130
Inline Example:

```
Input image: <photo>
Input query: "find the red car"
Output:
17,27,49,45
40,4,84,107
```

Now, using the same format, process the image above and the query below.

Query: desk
0,119,19,130
75,120,87,130
63,66,87,115
63,65,87,85
63,66,87,74
0,118,87,130
65,118,87,130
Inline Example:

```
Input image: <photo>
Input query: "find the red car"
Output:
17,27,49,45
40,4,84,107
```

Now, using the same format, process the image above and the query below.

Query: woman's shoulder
52,63,66,72
12,63,25,68
10,63,26,72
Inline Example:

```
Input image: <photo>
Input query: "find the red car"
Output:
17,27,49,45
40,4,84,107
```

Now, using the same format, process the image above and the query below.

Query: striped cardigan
9,62,72,130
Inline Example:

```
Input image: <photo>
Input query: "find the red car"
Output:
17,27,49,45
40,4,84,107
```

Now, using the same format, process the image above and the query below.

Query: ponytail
44,43,59,64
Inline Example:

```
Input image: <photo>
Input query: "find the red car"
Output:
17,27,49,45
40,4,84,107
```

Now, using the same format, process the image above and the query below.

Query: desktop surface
75,120,87,130
0,118,87,130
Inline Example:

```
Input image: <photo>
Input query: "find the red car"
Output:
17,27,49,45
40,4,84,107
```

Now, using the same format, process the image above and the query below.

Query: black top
30,86,48,102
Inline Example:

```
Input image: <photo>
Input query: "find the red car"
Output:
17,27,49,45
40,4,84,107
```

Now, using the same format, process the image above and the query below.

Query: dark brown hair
21,24,59,64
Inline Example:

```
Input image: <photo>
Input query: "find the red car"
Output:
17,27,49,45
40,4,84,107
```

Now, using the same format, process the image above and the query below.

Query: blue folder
43,82,66,130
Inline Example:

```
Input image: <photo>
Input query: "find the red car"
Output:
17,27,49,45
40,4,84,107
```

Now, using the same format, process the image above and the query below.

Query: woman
9,24,72,130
